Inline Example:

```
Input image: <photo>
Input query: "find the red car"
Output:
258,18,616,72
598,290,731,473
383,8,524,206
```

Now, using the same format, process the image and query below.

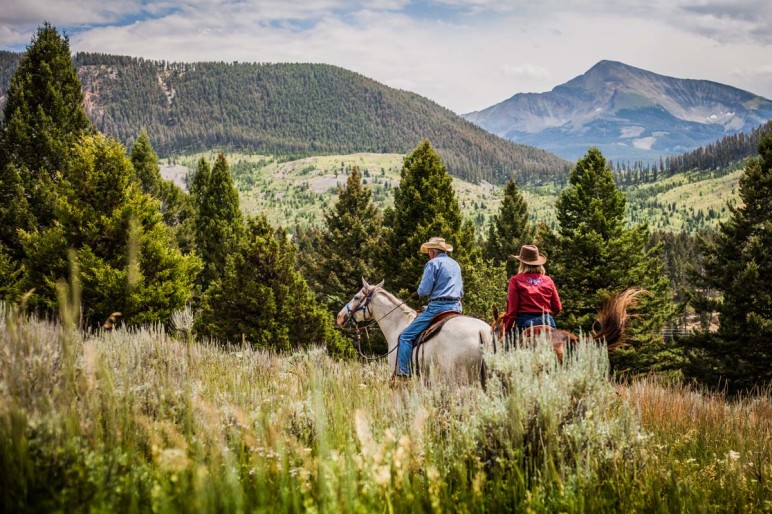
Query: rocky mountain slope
464,60,772,162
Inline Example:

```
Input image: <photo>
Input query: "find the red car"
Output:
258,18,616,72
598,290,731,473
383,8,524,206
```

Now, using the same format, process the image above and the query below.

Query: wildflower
728,450,740,461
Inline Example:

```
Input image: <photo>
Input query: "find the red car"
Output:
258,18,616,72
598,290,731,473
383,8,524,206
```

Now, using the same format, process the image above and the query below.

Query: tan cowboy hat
514,244,546,265
420,236,453,253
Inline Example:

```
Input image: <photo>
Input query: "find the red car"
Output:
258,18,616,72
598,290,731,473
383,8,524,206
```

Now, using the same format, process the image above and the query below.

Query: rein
340,288,416,361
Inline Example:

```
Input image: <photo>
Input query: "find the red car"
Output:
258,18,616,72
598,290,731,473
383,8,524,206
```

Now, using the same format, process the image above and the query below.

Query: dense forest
610,120,772,186
0,50,570,185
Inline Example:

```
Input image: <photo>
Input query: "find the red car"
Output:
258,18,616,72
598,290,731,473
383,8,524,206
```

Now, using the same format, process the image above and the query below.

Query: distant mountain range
463,60,772,162
0,51,569,185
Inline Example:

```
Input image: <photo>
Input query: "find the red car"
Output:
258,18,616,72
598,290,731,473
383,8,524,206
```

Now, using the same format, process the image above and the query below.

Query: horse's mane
593,288,645,348
374,288,418,320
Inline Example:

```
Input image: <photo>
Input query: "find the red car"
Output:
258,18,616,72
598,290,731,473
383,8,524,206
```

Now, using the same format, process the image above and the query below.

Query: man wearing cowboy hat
396,237,463,377
502,244,562,334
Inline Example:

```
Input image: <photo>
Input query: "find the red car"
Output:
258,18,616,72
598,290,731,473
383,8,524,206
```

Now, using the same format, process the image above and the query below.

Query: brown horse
490,288,646,363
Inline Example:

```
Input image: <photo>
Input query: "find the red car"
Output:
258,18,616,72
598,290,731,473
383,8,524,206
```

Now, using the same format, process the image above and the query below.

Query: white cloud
2,1,771,112
0,0,143,26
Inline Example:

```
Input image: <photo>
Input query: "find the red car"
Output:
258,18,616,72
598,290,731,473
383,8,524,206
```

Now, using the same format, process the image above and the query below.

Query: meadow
2,303,769,513
164,153,742,233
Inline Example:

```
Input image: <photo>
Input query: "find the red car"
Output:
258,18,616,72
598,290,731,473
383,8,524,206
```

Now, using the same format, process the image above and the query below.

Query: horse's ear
374,279,384,289
492,305,499,320
362,277,370,289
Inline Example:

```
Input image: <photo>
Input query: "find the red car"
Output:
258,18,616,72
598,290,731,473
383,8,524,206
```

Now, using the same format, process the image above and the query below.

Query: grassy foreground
1,310,770,512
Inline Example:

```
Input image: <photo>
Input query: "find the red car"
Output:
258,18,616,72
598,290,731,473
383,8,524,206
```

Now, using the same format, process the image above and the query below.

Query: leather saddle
415,311,462,347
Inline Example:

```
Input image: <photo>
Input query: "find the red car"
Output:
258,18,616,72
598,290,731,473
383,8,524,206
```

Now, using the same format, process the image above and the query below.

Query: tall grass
1,308,769,512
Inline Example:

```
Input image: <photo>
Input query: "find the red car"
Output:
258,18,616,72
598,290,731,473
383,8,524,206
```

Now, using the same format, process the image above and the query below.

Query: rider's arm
501,276,519,331
417,260,437,297
549,278,562,314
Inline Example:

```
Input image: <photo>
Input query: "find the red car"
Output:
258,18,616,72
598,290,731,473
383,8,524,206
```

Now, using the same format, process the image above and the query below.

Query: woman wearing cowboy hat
396,236,463,377
501,244,562,334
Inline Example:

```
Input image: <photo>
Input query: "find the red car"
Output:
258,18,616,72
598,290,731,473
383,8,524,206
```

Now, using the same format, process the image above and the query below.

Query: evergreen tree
683,131,772,391
196,215,348,355
0,23,91,256
381,140,477,299
0,163,33,261
193,153,242,289
484,179,534,277
130,129,163,196
302,166,383,313
0,242,22,301
158,179,197,254
542,148,673,372
19,134,199,325
188,157,211,199
130,130,196,253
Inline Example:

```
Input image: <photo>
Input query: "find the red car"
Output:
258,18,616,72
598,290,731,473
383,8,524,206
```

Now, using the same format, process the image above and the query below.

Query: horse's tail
592,288,647,348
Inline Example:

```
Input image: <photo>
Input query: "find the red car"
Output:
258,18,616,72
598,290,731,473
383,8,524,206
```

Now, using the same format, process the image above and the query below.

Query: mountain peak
464,61,772,162
563,60,652,91
588,60,630,72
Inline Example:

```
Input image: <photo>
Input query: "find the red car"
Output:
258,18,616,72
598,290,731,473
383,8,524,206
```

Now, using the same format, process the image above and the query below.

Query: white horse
337,278,491,386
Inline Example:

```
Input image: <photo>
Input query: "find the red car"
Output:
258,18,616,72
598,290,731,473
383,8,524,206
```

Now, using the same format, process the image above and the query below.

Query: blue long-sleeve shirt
417,253,464,301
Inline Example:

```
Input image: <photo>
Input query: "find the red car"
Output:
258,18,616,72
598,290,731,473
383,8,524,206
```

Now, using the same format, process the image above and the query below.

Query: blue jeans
397,300,462,375
515,313,556,332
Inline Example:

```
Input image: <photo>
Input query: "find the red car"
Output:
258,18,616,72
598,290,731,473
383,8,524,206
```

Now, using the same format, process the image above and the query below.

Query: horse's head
490,305,505,343
336,278,385,328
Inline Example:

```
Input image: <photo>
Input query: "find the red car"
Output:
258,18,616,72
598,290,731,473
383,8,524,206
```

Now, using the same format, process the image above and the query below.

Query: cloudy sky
1,0,771,113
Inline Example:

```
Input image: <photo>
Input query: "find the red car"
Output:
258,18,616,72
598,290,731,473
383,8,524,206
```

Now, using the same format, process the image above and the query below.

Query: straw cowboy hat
420,236,453,254
514,244,547,265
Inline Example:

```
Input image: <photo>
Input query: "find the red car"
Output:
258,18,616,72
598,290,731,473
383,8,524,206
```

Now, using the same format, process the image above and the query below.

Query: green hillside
165,152,739,233
0,50,570,184
167,152,525,229
624,167,742,231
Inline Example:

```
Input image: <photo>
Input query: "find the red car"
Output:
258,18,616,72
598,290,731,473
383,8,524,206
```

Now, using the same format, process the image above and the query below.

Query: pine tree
0,163,33,262
193,153,242,289
188,157,211,199
0,242,22,301
484,179,534,277
0,23,91,256
381,140,477,299
130,129,163,196
683,131,772,391
130,130,196,253
196,215,348,355
302,166,383,313
19,134,199,325
542,147,673,372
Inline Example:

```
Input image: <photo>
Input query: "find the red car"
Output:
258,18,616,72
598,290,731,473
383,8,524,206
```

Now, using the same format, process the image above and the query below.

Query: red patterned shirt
502,273,562,332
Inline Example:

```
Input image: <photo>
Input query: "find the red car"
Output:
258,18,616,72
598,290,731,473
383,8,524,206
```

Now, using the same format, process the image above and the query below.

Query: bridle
339,286,416,362
340,285,381,329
